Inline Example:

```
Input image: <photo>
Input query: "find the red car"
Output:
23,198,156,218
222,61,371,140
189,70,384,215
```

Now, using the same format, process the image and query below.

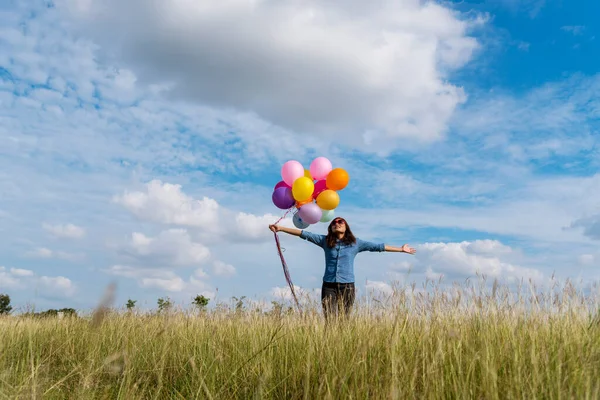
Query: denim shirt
300,230,385,283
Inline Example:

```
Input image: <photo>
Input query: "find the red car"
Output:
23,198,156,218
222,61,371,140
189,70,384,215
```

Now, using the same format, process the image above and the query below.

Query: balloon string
273,208,302,314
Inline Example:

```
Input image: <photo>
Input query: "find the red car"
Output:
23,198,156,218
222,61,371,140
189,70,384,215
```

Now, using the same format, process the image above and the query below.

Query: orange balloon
326,168,349,191
316,190,339,210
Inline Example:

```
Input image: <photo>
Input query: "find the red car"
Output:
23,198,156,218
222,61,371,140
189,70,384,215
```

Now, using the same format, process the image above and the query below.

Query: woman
269,217,416,319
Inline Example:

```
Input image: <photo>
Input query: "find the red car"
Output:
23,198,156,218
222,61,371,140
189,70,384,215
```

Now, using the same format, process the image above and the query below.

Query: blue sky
450,0,599,88
1,0,599,312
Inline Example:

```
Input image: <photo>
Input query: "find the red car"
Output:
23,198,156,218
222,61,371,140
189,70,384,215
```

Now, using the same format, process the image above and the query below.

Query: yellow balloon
304,169,313,180
292,177,314,202
316,190,340,210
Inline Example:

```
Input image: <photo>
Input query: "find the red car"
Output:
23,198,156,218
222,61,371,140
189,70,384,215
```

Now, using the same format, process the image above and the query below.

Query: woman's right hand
269,224,281,233
269,225,302,236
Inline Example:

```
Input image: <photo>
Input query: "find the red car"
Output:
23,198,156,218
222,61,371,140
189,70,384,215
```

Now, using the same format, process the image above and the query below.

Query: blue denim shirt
300,230,385,283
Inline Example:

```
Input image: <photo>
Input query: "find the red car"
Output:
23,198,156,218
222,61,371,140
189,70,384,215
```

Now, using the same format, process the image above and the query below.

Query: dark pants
321,282,355,319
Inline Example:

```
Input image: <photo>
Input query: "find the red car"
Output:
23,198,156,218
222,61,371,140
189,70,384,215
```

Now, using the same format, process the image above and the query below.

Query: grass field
1,279,599,399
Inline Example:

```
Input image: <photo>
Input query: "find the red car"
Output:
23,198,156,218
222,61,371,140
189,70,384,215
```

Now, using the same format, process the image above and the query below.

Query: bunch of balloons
271,157,350,229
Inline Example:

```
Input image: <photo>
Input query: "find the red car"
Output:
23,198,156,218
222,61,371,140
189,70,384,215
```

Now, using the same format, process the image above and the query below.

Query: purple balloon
274,180,290,191
272,187,295,209
293,212,310,229
298,202,322,224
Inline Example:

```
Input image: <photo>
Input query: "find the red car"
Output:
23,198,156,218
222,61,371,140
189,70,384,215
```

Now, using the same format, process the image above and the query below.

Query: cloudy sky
1,0,599,312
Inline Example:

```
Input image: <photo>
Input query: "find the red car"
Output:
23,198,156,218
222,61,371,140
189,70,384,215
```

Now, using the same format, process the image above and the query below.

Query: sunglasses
331,219,345,225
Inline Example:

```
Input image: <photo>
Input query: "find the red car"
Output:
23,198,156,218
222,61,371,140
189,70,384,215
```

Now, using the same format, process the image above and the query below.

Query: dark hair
325,217,356,248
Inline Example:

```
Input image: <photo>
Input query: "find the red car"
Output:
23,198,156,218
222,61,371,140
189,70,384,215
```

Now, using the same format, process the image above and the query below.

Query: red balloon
274,181,290,191
313,180,328,198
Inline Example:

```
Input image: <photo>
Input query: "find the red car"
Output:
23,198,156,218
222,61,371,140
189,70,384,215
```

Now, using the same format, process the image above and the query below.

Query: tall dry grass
1,278,599,399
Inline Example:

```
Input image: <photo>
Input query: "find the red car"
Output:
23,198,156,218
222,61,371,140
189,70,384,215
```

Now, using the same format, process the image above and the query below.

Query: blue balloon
293,212,310,229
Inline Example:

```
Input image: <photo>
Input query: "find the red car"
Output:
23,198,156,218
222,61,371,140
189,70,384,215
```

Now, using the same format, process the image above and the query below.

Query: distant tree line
0,292,292,317
0,293,213,316
0,293,78,318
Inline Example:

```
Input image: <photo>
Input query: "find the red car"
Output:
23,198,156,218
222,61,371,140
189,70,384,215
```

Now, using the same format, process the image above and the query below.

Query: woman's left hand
402,244,416,254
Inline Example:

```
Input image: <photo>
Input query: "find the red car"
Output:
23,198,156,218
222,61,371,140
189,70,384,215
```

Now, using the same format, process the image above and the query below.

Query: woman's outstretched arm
384,244,417,254
269,224,302,236
269,224,326,247
357,240,416,254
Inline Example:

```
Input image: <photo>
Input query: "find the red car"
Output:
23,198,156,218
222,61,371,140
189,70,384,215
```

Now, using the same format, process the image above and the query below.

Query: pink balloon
309,157,333,181
281,160,304,186
274,181,290,190
313,180,328,198
298,202,322,224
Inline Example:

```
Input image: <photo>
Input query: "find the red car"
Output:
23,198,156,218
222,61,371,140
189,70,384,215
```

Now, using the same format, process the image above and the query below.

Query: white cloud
43,223,86,239
39,276,76,297
26,247,82,261
464,240,514,256
499,0,546,18
0,267,23,289
113,180,220,229
425,267,444,281
29,248,54,259
271,285,320,304
63,0,482,149
105,231,215,295
212,260,236,278
233,212,294,241
561,25,585,36
104,265,168,280
415,241,544,283
389,261,413,272
452,74,599,164
271,285,299,301
384,261,414,283
114,180,294,244
193,268,209,279
0,266,76,298
118,229,211,267
140,276,185,292
10,268,35,277
104,265,214,295
365,280,394,296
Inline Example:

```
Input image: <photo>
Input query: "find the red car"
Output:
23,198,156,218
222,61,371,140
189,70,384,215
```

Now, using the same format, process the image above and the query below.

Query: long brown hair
325,217,356,248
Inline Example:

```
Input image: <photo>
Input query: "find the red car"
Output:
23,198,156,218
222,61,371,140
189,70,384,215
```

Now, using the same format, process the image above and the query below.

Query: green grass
1,279,599,399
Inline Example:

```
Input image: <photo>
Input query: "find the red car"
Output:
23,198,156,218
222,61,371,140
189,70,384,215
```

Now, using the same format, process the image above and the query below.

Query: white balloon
320,209,335,223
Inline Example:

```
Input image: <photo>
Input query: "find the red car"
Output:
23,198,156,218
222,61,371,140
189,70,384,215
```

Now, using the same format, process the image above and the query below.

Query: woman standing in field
269,217,416,319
